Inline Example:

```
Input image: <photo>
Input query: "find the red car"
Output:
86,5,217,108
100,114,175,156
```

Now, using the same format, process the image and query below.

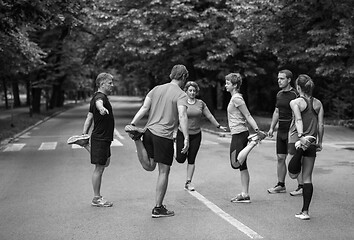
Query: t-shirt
145,83,188,139
227,93,248,134
89,92,114,141
178,99,206,135
275,88,298,131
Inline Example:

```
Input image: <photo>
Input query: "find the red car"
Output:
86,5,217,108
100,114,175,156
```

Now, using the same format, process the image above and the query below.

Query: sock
288,148,304,174
302,183,313,212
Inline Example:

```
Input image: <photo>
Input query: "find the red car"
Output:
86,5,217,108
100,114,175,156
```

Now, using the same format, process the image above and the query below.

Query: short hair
169,65,189,81
279,69,293,80
96,73,113,87
225,73,242,90
296,74,314,95
184,81,200,94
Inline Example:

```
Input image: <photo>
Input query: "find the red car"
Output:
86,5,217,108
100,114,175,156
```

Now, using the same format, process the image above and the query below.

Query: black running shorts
90,138,111,166
143,129,174,166
230,131,249,171
288,143,316,157
175,129,202,165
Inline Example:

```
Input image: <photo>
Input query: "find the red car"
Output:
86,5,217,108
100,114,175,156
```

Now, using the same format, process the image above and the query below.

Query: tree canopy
1,0,353,119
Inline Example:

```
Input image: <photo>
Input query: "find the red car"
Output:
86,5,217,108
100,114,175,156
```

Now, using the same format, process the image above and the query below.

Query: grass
0,104,78,143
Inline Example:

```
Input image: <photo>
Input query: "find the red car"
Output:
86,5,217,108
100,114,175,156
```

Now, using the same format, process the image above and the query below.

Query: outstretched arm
203,105,227,131
131,97,152,125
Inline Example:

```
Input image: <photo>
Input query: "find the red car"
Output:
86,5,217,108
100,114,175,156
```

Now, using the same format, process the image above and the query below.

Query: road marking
202,140,218,145
111,139,123,146
188,191,263,239
114,128,125,140
3,144,26,152
38,142,57,150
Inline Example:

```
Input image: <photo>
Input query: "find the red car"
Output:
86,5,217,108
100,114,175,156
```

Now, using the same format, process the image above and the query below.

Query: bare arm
82,112,93,134
202,105,227,131
95,99,109,115
178,105,189,154
238,104,259,132
131,97,152,125
316,101,325,151
268,108,279,137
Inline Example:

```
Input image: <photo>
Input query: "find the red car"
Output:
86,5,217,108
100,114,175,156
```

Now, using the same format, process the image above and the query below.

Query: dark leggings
176,130,202,165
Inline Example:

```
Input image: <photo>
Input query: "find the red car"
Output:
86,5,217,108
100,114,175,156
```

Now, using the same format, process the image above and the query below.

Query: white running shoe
67,134,90,147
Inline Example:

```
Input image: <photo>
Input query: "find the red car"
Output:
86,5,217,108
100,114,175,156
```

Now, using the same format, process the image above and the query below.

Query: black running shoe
124,125,145,141
151,205,175,218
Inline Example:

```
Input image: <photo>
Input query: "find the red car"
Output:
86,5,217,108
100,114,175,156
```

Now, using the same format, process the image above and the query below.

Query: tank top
289,97,319,143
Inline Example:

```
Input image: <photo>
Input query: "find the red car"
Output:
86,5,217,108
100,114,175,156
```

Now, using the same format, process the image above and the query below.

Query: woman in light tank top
225,73,267,203
288,74,324,220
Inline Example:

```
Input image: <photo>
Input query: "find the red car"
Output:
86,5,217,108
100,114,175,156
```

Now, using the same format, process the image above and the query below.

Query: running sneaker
184,181,195,191
290,186,303,196
230,194,251,203
267,184,286,194
124,125,145,141
152,205,175,218
295,212,310,220
91,196,113,207
67,134,90,147
247,130,267,143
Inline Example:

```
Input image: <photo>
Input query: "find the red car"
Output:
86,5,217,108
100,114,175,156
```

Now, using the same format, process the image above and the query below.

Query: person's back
146,83,187,139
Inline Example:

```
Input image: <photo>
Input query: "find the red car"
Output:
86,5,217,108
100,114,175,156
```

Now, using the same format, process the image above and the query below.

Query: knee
289,172,299,179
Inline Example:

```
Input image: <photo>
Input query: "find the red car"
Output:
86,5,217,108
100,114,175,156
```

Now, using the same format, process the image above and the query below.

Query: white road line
111,139,123,146
38,142,57,150
188,191,263,239
3,144,26,152
114,128,125,140
202,140,218,145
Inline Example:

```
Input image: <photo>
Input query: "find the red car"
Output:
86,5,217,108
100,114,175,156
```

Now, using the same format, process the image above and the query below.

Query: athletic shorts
90,138,111,165
175,129,202,165
143,129,174,166
288,143,317,157
276,130,289,154
230,131,249,171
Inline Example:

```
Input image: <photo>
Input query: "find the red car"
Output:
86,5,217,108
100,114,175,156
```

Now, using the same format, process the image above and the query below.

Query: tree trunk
2,79,9,109
12,79,21,107
32,87,42,113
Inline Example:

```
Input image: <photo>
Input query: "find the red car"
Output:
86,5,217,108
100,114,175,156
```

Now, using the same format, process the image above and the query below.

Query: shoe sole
184,187,195,191
67,135,90,145
267,190,286,194
231,200,251,203
91,203,113,207
290,192,303,196
152,213,175,218
295,215,310,220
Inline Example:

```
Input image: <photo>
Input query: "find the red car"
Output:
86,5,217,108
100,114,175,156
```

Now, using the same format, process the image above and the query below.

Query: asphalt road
0,96,353,240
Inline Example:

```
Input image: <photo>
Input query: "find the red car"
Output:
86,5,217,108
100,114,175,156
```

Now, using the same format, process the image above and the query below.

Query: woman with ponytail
288,74,324,220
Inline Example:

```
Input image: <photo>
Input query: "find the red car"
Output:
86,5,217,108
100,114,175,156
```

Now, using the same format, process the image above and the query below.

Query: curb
0,102,86,148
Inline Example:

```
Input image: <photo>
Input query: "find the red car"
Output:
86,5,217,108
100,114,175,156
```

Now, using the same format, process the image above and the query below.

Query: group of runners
68,65,324,221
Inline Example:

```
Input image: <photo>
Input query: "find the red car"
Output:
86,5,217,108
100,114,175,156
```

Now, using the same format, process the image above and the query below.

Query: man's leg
155,163,170,207
134,140,156,171
92,164,105,197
